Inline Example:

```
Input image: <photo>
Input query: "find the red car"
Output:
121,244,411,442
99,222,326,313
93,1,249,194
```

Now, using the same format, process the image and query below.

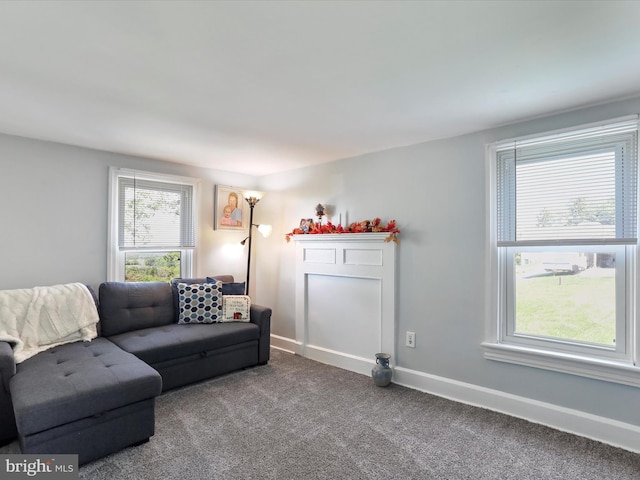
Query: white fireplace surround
286,233,397,376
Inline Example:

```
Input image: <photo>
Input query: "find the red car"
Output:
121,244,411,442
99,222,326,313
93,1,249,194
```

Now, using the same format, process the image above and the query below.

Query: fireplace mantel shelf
290,232,394,242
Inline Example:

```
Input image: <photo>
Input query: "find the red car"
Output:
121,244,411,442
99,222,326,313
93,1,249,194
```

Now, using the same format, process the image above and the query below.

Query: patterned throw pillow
177,282,223,324
221,295,251,322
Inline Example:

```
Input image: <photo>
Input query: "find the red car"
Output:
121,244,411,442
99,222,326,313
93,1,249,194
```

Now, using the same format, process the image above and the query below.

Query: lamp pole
244,196,259,295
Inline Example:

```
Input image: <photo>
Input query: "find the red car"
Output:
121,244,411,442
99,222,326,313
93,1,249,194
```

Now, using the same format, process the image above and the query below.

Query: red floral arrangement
286,218,399,244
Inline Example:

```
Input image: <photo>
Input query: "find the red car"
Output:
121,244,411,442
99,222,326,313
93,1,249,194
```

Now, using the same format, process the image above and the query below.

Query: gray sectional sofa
0,277,272,464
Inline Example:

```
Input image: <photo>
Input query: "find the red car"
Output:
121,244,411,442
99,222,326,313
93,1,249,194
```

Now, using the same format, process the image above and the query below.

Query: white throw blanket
0,283,99,363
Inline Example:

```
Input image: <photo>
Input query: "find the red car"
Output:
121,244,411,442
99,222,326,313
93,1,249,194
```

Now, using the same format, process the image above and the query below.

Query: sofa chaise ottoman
10,337,162,465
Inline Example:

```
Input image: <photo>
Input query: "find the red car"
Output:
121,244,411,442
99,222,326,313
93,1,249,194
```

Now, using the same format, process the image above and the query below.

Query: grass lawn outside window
515,263,616,347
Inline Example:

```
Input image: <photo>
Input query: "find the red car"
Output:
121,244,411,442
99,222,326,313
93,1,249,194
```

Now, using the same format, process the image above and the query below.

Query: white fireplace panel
303,248,336,264
306,274,381,358
343,248,383,266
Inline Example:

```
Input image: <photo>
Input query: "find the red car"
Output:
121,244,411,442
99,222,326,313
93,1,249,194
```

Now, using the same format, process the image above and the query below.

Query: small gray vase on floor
371,352,392,387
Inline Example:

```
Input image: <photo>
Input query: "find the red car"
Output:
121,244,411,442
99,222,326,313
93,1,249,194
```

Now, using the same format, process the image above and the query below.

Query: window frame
108,167,198,282
485,118,640,387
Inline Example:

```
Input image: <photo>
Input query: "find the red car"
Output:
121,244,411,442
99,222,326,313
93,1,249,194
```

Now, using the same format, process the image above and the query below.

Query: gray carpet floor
2,349,639,479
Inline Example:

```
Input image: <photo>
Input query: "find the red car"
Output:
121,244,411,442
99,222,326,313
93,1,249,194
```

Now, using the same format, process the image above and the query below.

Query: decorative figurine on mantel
315,203,325,225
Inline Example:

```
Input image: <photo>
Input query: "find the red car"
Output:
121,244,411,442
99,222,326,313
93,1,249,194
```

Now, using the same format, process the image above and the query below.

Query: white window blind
496,117,638,246
118,177,195,249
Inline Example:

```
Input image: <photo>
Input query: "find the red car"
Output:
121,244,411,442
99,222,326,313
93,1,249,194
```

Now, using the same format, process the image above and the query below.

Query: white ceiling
1,1,640,176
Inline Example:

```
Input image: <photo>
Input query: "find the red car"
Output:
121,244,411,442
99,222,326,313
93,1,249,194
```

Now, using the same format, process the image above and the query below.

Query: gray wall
255,95,640,427
0,133,258,292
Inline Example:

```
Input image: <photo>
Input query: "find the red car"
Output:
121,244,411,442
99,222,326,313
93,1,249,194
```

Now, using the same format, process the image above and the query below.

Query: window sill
482,342,640,387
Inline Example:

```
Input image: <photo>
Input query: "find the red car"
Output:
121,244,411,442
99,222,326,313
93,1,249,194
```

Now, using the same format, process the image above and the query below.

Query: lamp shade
243,190,263,202
257,224,273,238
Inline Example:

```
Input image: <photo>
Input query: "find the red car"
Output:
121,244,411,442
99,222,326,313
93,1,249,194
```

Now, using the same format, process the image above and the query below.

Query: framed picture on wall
214,185,248,230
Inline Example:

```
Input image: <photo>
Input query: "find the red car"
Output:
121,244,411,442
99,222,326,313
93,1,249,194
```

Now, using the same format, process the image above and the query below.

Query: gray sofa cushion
0,341,17,444
99,282,175,337
107,322,259,365
10,338,162,436
0,341,16,393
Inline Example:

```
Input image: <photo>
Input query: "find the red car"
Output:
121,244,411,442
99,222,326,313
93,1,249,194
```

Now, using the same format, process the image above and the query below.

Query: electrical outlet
406,331,416,348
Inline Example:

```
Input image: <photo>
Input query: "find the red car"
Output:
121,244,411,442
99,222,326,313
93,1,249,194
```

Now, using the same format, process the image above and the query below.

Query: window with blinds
496,117,638,246
108,168,197,282
486,116,640,383
118,177,195,250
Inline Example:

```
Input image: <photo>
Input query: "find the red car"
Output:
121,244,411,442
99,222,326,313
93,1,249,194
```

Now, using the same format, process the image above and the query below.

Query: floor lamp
242,192,272,296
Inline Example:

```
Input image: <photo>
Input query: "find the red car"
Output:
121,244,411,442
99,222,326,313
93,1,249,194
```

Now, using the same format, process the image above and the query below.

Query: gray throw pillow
207,278,246,295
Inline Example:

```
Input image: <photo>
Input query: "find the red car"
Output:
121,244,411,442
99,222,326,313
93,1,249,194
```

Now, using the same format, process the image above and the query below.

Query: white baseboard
270,334,640,454
270,334,302,355
392,366,640,454
304,344,373,377
270,335,372,375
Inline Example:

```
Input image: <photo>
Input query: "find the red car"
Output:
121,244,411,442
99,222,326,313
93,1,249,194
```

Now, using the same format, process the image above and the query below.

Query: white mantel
290,233,397,376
